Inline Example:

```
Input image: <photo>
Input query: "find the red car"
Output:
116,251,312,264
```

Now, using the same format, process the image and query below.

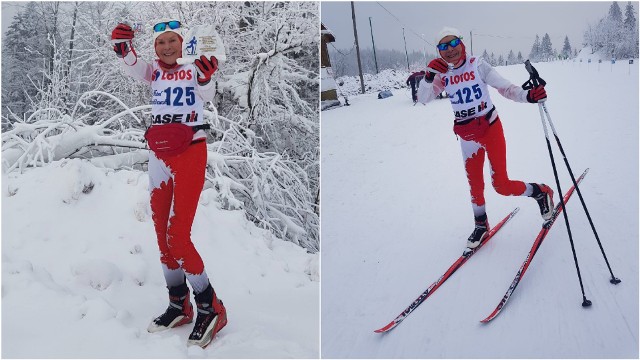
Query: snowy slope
2,158,319,358
321,60,638,358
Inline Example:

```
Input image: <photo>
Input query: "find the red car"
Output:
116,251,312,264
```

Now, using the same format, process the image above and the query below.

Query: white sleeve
417,75,445,104
119,52,153,85
478,58,528,103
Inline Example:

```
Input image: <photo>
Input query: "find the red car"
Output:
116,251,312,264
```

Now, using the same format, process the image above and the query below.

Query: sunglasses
437,38,462,51
153,20,181,33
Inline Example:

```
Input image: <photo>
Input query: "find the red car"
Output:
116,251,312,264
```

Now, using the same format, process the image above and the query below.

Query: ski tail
374,207,519,333
480,169,589,323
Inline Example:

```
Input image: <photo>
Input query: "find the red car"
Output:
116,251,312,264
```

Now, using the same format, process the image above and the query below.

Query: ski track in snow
2,159,319,358
321,60,639,358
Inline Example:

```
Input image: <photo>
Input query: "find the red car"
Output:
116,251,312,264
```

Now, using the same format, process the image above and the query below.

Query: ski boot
531,183,554,220
148,282,194,333
466,214,490,252
187,283,228,348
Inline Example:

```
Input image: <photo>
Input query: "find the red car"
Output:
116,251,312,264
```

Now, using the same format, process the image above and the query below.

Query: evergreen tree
1,3,49,120
606,1,624,57
529,34,541,61
498,54,504,66
624,1,637,29
540,33,553,61
562,35,572,59
517,51,523,63
609,1,623,22
481,49,490,61
624,1,639,57
507,50,516,65
489,52,497,66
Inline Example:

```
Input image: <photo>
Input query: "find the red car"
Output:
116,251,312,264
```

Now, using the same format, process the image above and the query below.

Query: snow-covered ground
321,60,638,358
2,158,319,358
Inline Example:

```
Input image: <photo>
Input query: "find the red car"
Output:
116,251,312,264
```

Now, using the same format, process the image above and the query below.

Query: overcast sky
321,1,638,58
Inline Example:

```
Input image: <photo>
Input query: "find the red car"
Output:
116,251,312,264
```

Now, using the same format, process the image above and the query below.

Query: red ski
480,168,589,323
374,207,520,333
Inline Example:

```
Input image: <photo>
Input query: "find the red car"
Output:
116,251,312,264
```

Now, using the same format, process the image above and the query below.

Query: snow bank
2,158,318,358
336,68,412,97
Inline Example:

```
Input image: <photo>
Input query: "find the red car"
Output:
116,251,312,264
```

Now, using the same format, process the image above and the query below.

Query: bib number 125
162,87,195,106
454,84,482,104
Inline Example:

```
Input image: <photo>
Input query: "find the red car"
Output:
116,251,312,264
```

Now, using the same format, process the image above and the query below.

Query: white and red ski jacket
417,56,529,123
119,51,216,141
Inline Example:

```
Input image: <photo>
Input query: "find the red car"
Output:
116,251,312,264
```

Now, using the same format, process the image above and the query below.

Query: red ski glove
194,55,218,86
111,23,134,58
424,58,449,82
526,85,547,103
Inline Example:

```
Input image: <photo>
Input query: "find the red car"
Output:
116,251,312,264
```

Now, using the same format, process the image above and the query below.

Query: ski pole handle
523,60,546,88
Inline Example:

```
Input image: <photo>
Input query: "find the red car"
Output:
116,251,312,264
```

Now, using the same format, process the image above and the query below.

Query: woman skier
111,20,226,348
417,27,553,252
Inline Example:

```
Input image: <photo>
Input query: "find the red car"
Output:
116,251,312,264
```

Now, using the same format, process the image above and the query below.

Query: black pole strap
522,60,547,90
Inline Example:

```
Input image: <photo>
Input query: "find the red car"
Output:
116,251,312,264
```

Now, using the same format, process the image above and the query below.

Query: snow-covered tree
507,50,516,65
583,1,638,58
497,54,504,66
561,36,572,59
540,33,553,61
609,1,623,22
529,34,541,62
2,3,53,123
624,2,639,57
489,52,497,66
481,49,490,62
517,51,524,63
624,1,637,29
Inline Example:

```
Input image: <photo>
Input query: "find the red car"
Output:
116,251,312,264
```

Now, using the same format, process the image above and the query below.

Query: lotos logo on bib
152,70,161,81
443,71,475,87
157,69,193,81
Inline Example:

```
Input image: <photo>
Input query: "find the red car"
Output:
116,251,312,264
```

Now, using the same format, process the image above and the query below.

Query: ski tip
374,322,396,333
480,309,500,324
480,314,496,324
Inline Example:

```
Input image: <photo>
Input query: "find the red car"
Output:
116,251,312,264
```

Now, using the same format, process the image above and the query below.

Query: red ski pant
459,118,527,216
149,141,209,292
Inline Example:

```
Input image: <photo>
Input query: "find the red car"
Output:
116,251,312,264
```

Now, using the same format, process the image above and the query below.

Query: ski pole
537,103,591,307
524,60,592,307
540,103,621,284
